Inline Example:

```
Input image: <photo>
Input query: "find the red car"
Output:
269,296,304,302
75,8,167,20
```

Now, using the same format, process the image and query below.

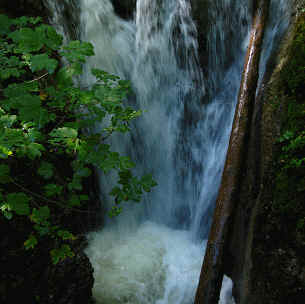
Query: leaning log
194,0,270,303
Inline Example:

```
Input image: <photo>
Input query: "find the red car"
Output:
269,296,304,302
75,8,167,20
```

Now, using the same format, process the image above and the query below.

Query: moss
249,12,305,304
273,13,305,236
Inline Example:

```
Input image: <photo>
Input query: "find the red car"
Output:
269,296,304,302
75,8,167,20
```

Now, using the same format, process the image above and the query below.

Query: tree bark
194,0,270,302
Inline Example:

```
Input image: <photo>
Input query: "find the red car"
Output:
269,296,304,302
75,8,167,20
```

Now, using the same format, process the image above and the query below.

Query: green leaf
0,145,13,159
6,192,30,215
50,244,74,264
75,167,91,178
26,128,43,142
39,24,63,50
68,177,82,191
9,28,44,53
0,67,23,80
109,205,122,217
28,17,42,25
68,194,81,207
55,67,73,87
0,196,13,219
50,127,78,140
3,210,13,220
17,94,48,126
0,14,12,35
24,235,38,250
12,16,30,27
141,174,158,192
3,82,38,99
119,156,135,170
26,142,45,159
44,184,62,197
38,162,54,179
0,164,10,184
67,62,83,76
92,68,120,82
34,224,50,236
62,40,94,63
0,114,17,128
57,230,76,240
30,206,50,224
79,194,89,202
30,54,58,73
49,127,79,152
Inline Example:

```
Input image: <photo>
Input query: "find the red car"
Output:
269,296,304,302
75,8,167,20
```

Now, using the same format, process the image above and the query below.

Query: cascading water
43,0,290,303
80,1,250,303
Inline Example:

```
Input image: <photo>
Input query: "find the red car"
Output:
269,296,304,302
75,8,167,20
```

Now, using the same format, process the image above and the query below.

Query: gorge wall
225,1,305,303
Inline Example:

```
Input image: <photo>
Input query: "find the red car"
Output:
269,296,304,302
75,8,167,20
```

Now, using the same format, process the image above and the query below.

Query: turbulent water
79,1,250,303
44,0,290,303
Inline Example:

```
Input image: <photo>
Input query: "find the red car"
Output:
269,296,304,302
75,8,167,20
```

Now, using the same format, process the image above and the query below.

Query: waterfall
44,0,290,303
80,1,249,303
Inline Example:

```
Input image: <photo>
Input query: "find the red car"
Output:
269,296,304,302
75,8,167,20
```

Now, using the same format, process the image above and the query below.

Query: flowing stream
44,0,290,303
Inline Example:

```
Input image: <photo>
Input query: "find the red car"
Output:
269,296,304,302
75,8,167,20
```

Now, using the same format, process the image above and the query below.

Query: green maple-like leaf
62,40,94,63
50,244,74,264
30,206,50,224
44,184,63,197
9,28,44,53
30,54,58,73
24,235,38,250
6,192,30,215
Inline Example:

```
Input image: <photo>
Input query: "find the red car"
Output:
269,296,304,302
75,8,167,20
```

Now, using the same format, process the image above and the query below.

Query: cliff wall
227,1,305,303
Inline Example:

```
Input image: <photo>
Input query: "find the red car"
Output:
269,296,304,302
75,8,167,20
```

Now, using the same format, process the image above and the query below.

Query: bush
0,14,156,263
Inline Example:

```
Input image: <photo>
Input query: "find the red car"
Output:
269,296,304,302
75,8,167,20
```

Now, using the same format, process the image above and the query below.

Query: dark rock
0,212,95,304
111,0,136,20
226,2,305,303
0,0,46,17
41,238,94,304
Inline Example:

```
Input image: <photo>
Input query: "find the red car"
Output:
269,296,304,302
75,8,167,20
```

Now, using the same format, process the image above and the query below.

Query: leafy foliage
0,15,157,263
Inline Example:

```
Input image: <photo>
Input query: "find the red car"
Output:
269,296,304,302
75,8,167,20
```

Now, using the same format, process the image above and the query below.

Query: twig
11,179,94,214
26,72,49,83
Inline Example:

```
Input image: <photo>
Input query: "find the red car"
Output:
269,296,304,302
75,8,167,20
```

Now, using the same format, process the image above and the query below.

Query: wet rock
0,0,46,17
0,214,95,304
42,239,94,304
111,0,136,20
226,3,305,303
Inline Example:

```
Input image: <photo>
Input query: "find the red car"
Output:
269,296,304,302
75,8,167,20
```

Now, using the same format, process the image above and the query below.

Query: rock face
225,1,305,303
0,216,94,304
111,0,136,20
0,0,46,17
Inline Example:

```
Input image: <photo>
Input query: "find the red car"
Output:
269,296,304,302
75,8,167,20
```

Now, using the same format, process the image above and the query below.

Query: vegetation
0,14,156,264
273,13,305,234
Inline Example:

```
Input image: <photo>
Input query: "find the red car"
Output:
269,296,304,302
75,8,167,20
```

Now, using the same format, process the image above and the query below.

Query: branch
26,72,49,83
11,179,94,214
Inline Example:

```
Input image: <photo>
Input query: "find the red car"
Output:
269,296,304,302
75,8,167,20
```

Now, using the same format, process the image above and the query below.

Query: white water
44,0,289,303
257,0,292,89
79,1,250,303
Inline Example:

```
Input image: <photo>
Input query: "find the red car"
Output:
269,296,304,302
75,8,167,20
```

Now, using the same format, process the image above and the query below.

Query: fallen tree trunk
194,0,270,303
